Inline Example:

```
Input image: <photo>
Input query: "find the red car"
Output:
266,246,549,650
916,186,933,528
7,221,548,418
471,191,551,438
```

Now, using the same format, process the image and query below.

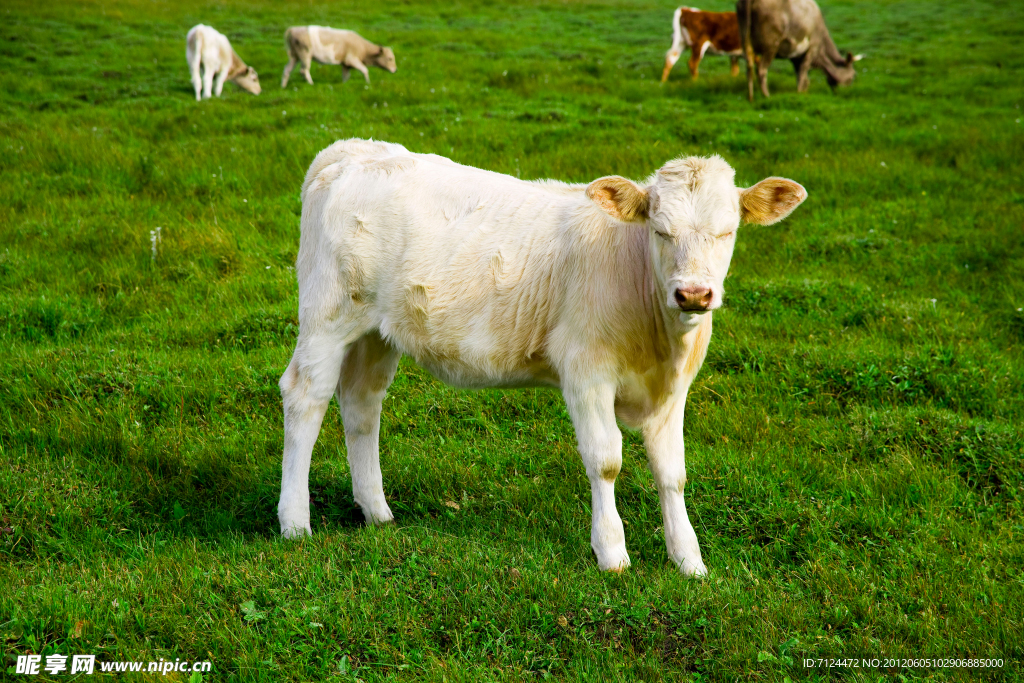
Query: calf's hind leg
201,66,215,99
338,332,401,525
792,54,812,92
188,59,203,101
756,40,779,98
744,43,757,101
278,329,352,538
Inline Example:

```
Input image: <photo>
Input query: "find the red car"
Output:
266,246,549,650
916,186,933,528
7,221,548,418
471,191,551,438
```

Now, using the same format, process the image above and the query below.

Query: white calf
278,139,806,576
185,24,261,101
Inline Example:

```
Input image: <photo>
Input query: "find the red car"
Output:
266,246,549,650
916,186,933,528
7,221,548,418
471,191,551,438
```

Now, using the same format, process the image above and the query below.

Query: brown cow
661,7,743,83
737,0,862,100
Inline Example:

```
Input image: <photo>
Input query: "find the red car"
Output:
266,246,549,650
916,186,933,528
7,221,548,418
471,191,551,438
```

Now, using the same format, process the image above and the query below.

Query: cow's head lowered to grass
586,155,806,322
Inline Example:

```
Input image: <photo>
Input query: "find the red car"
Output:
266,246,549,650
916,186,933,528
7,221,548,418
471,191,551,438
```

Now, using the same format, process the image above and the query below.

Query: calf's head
233,66,262,95
586,156,806,320
373,47,398,73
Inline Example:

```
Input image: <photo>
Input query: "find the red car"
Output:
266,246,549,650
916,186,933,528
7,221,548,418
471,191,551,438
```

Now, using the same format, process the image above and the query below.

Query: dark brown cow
737,0,862,100
661,7,743,83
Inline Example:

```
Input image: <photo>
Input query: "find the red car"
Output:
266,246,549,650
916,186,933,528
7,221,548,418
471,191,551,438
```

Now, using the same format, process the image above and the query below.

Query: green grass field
2,0,1022,680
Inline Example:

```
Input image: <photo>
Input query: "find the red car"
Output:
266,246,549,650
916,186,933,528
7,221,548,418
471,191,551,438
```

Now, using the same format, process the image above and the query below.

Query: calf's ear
586,176,650,222
738,177,807,225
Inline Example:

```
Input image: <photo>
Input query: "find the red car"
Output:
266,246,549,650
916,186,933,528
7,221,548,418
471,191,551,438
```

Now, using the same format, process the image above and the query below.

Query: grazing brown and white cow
278,139,806,576
662,7,743,82
281,26,396,88
737,0,862,100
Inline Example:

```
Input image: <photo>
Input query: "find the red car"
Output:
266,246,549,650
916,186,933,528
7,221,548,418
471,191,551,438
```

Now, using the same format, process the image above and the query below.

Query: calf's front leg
345,56,371,84
643,402,707,576
213,66,228,97
688,44,703,80
300,53,314,85
563,381,630,572
792,54,812,92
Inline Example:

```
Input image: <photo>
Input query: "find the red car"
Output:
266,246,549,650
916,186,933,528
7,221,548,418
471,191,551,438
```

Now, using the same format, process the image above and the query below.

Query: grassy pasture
1,0,1023,680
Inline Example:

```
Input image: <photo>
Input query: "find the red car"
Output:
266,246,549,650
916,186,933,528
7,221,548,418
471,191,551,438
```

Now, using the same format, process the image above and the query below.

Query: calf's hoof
280,523,312,539
594,546,631,573
279,508,312,538
359,502,395,527
677,558,708,578
363,512,395,527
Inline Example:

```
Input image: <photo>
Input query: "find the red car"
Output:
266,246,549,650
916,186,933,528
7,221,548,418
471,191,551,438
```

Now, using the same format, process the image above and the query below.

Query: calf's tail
186,27,203,95
186,27,202,70
740,0,755,101
283,27,296,56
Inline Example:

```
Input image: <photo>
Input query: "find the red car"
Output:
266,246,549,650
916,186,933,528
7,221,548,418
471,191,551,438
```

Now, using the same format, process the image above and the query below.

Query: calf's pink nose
675,286,713,311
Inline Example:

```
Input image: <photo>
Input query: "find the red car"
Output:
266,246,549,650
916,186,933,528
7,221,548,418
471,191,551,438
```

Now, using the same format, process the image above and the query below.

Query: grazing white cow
185,24,261,101
278,139,806,576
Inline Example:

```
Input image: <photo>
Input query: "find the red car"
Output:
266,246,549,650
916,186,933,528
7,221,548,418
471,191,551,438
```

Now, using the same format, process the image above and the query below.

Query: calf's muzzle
675,286,713,311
